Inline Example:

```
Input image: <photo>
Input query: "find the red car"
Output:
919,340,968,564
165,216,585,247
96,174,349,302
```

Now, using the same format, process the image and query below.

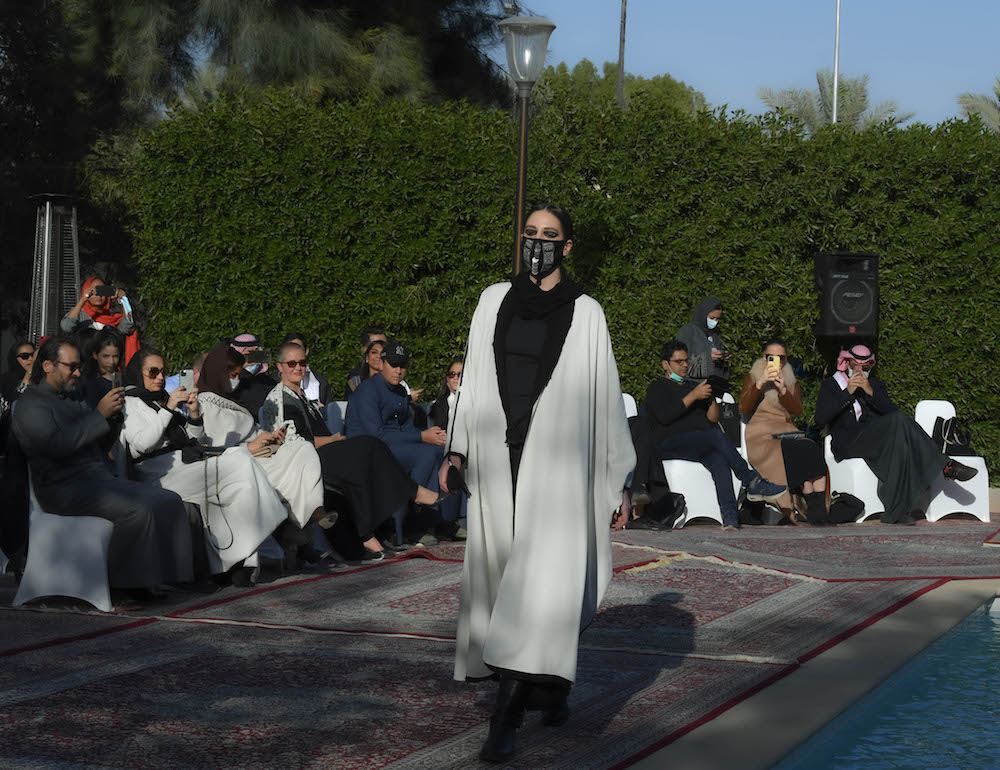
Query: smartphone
766,354,781,373
94,284,115,297
112,372,123,390
178,369,194,391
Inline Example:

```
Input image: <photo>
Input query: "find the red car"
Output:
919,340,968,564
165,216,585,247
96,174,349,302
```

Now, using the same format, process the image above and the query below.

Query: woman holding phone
121,348,288,583
740,338,829,525
62,276,140,363
82,328,125,408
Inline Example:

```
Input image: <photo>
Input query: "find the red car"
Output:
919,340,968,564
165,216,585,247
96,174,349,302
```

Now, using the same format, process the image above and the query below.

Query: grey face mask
521,237,567,278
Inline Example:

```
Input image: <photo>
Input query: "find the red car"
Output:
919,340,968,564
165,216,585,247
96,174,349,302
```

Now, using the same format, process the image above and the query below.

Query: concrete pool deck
1,504,999,768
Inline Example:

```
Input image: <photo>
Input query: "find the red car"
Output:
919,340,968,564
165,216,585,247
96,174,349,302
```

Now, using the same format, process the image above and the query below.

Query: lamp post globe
499,15,556,97
499,14,556,276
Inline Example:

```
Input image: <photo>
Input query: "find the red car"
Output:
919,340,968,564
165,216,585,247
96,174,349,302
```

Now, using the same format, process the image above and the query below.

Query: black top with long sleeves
814,375,897,461
643,377,713,444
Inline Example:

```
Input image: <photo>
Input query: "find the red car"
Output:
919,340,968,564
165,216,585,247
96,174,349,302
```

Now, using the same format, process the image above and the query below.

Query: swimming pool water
775,602,1000,770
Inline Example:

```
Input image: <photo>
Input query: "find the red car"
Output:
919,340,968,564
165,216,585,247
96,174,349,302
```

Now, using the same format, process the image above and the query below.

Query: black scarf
127,387,198,460
494,271,583,447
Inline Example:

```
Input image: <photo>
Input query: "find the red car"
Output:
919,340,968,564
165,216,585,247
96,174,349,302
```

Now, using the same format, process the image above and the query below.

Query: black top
84,376,113,409
231,370,279,418
282,387,332,442
504,316,546,442
815,375,897,461
643,377,713,443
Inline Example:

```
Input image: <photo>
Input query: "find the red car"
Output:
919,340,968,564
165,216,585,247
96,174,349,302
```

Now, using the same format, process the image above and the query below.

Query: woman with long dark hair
345,339,385,397
441,204,635,762
82,328,124,408
1,340,35,440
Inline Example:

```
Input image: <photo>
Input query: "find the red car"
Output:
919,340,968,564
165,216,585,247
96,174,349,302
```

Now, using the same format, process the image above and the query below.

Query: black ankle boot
479,678,528,763
804,491,833,526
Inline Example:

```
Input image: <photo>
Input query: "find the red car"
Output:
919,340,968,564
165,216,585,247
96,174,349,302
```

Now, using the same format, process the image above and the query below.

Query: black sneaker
942,460,978,482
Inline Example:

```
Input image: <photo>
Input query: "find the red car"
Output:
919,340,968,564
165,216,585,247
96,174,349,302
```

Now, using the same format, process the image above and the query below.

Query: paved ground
2,511,999,769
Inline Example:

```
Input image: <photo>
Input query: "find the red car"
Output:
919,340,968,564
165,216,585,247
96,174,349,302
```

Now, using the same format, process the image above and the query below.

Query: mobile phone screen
112,372,122,389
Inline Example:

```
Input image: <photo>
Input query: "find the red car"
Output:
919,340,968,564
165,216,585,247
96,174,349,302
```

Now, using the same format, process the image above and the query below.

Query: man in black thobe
12,337,193,588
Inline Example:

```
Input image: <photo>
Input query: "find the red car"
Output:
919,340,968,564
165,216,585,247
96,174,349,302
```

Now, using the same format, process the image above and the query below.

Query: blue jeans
660,429,756,526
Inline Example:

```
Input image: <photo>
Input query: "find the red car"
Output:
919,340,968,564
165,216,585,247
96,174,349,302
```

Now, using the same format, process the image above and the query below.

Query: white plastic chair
915,400,989,523
824,435,884,523
13,471,114,612
622,393,637,419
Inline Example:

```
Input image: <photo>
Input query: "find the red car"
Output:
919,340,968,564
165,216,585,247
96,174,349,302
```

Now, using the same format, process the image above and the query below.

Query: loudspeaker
813,252,879,337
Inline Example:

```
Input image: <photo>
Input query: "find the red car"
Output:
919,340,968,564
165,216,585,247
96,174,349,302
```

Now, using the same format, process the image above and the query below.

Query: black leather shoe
541,694,571,726
479,679,527,763
943,460,978,482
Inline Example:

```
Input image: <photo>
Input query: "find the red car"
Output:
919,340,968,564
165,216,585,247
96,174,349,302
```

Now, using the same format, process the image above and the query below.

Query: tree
534,59,707,115
958,76,1000,133
759,70,913,135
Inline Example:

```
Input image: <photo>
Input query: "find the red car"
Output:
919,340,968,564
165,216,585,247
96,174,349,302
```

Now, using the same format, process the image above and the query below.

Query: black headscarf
494,270,584,448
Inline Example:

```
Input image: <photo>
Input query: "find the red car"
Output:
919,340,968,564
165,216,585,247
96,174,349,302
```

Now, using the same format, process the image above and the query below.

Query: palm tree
759,70,913,135
958,77,1000,133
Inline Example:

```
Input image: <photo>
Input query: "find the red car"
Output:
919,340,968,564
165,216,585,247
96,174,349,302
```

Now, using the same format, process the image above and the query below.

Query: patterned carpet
1,519,997,768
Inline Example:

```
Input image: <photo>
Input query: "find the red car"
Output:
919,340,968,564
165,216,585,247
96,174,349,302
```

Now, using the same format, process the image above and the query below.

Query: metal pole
512,93,530,277
40,201,52,337
832,0,841,124
617,0,627,110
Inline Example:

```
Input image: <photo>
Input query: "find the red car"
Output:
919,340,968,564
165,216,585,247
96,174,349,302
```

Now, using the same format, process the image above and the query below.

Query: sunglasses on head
280,359,308,369
145,367,167,378
16,352,33,360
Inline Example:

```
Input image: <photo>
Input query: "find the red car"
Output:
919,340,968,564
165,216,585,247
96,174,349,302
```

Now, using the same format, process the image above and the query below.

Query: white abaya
197,392,324,528
451,282,635,683
121,396,287,573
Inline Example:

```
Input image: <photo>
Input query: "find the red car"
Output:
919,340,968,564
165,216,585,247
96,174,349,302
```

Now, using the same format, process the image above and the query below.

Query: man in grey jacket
12,337,193,589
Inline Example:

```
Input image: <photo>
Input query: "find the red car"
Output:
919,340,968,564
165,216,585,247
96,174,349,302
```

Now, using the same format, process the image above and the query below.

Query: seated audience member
280,332,331,406
815,344,977,526
644,340,786,530
197,343,328,570
262,342,442,559
429,356,467,536
740,339,831,525
12,337,193,590
345,325,387,398
122,349,287,583
229,333,277,417
675,296,730,381
345,340,443,498
62,276,140,364
429,356,463,429
1,340,36,446
82,328,124,408
346,339,385,398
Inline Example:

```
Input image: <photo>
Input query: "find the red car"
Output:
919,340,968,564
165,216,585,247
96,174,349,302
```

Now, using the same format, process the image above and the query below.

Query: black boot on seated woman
479,678,529,763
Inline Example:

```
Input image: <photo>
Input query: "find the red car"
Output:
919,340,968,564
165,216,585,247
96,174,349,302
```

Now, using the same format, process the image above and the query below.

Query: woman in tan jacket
739,339,830,525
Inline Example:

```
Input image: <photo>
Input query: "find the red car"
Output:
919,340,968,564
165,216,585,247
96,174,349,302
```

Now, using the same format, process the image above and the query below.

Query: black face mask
521,237,567,278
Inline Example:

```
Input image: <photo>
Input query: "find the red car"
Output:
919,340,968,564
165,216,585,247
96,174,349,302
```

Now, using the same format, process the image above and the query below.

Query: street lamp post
499,14,555,277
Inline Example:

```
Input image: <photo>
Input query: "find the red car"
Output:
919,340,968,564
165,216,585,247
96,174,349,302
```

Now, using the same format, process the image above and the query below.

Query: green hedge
118,88,1000,479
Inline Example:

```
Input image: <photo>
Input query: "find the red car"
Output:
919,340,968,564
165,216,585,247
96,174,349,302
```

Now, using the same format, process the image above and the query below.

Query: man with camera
641,340,786,530
12,337,194,591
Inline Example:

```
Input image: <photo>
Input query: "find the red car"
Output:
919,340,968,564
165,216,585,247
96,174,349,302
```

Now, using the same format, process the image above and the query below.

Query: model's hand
711,348,724,361
97,387,124,418
422,426,447,446
439,455,462,494
774,373,787,396
755,368,778,390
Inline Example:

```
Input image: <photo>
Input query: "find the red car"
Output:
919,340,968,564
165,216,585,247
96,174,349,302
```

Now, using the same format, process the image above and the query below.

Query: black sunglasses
56,360,82,373
16,352,33,360
144,367,167,378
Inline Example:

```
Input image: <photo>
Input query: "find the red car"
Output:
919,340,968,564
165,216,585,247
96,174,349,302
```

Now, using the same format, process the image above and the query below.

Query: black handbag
829,491,865,524
932,416,975,457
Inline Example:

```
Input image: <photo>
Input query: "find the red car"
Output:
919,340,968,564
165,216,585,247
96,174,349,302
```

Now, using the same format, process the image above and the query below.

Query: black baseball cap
381,341,410,367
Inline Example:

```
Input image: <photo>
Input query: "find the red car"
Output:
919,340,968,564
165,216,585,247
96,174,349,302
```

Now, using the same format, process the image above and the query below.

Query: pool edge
629,577,1000,770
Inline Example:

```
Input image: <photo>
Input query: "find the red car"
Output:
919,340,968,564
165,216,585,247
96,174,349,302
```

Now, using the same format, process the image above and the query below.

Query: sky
498,0,1000,126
